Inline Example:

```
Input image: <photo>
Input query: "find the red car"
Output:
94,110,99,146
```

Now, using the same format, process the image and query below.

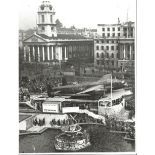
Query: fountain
54,124,91,151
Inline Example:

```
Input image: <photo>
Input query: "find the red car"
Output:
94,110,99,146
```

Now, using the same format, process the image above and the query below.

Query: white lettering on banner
43,104,59,113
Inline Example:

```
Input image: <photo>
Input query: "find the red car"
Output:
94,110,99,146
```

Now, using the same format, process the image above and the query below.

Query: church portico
22,1,94,66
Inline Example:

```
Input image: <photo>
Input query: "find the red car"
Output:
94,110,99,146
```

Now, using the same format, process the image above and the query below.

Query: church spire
37,0,57,37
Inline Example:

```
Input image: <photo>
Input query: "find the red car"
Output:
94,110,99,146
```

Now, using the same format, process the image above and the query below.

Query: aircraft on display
50,74,127,100
30,74,132,116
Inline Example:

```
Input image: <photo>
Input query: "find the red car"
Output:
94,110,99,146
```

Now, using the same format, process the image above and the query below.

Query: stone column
33,46,35,62
58,46,62,61
130,44,132,60
30,46,33,62
23,46,26,62
38,46,40,62
28,47,31,62
123,44,126,60
64,46,67,60
53,46,55,60
51,46,53,60
47,46,50,61
42,46,45,61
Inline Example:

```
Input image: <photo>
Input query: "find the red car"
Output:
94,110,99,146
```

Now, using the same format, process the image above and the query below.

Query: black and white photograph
18,0,136,154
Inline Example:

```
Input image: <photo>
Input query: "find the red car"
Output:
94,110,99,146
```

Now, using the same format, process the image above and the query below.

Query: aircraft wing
53,74,112,90
77,85,104,94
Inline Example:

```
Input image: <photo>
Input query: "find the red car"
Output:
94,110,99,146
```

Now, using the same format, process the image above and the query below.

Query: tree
56,19,63,28
70,25,76,29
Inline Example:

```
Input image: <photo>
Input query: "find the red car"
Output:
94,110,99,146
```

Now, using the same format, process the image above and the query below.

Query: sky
19,0,136,30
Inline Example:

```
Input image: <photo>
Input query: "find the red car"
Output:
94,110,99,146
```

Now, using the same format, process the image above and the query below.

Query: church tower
37,1,57,37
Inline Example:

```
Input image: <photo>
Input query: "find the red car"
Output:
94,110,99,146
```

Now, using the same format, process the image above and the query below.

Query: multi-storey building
94,21,135,71
22,1,94,65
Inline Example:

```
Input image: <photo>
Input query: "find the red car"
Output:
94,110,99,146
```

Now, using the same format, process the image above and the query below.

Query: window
50,15,53,23
117,52,119,58
113,27,115,31
118,33,120,37
111,53,114,58
42,26,45,31
112,33,115,37
107,27,110,31
102,33,105,37
101,40,104,43
51,27,54,31
107,40,109,43
106,46,109,50
42,15,45,23
97,60,100,65
106,53,109,58
107,33,110,37
101,53,104,58
124,27,127,31
118,27,120,31
96,46,99,50
101,46,104,50
112,61,114,66
102,28,105,31
96,40,99,43
116,46,118,50
112,40,114,43
111,46,114,51
96,53,99,58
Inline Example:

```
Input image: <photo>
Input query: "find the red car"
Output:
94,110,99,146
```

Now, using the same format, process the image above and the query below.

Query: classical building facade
22,1,94,65
94,21,135,71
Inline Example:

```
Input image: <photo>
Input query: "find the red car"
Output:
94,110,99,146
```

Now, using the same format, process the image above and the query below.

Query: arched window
101,53,104,58
96,53,99,58
41,15,45,23
106,53,109,58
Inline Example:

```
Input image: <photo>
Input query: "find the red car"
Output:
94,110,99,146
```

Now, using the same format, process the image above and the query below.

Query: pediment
23,34,47,43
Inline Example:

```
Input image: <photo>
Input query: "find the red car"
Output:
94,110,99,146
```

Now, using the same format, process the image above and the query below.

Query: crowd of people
19,76,63,94
33,117,45,126
32,114,135,139
105,116,135,139
73,113,103,124
49,118,76,127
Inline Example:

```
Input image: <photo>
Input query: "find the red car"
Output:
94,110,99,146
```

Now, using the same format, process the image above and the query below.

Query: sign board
62,107,79,113
63,71,75,76
42,103,59,113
